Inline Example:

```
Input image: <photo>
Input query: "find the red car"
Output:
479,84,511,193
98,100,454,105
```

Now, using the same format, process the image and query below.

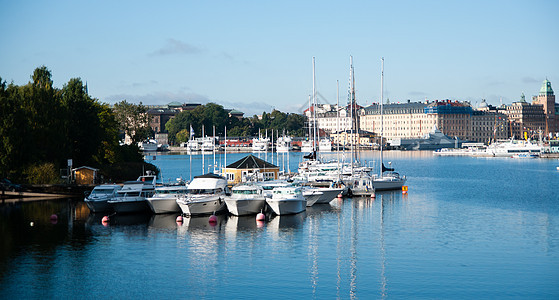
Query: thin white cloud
149,38,205,56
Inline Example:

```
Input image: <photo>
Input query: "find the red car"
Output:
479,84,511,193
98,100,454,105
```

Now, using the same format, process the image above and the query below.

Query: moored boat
224,184,267,216
85,184,121,212
176,173,228,216
266,186,306,215
147,184,188,214
108,174,157,214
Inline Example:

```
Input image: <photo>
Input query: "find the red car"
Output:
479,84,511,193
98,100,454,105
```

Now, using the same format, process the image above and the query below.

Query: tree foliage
112,100,151,144
0,66,139,183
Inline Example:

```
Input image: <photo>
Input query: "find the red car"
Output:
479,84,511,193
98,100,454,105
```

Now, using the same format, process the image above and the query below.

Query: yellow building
72,166,99,185
222,155,279,186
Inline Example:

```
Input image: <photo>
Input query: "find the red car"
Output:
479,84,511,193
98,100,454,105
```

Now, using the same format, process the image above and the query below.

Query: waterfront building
360,101,433,140
471,110,509,143
531,79,557,135
307,104,353,134
147,107,178,133
221,154,279,186
504,93,545,140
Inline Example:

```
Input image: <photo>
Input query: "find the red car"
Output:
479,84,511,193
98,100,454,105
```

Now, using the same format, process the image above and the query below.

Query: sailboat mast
202,124,205,174
380,57,384,176
312,56,317,153
349,55,354,175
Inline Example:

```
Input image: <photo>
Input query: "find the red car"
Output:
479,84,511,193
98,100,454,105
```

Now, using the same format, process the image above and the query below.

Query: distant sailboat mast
380,57,384,177
312,56,318,153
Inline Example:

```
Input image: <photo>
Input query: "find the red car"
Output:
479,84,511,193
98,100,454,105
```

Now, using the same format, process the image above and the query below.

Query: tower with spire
532,78,556,135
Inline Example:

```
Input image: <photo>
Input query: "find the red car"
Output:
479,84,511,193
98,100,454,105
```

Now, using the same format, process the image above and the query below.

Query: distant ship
388,126,461,150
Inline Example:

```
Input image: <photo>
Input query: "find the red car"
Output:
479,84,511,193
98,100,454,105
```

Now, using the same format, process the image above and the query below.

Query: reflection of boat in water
267,213,306,231
177,215,226,233
224,215,260,236
148,214,180,230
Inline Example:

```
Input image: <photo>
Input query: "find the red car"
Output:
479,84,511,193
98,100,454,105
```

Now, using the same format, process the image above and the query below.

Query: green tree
113,100,151,144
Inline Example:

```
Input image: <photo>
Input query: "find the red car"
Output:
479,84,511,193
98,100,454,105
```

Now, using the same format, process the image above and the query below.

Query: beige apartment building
503,94,545,139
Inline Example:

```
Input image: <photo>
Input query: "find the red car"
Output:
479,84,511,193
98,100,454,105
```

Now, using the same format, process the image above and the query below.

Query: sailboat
372,58,406,190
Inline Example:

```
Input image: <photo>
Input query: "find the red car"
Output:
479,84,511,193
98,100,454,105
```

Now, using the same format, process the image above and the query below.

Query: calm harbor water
1,151,558,298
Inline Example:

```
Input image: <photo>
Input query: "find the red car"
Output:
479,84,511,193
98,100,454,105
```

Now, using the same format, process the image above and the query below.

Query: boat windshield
233,189,257,195
189,188,222,195
91,188,115,196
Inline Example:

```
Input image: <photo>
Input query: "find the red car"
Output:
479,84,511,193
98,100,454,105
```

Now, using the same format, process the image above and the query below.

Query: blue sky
1,0,558,116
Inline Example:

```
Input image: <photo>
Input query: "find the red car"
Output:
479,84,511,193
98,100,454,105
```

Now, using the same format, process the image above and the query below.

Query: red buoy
209,215,218,224
50,214,58,221
337,193,343,198
102,216,110,223
176,215,184,223
256,213,265,221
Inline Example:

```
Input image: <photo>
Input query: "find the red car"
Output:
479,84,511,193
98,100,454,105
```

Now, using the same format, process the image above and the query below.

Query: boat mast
380,57,384,177
312,56,317,154
336,79,341,179
349,56,354,175
202,124,205,174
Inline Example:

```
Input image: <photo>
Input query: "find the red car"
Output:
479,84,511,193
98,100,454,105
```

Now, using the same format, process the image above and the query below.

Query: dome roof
479,99,488,108
539,79,554,96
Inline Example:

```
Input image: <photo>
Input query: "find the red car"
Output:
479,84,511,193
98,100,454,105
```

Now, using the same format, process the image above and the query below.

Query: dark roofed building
222,154,279,185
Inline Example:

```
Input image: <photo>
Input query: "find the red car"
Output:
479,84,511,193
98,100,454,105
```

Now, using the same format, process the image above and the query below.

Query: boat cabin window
91,188,115,196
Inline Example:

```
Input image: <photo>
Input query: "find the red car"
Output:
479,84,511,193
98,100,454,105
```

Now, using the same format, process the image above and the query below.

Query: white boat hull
109,197,152,213
177,195,226,216
372,177,406,191
224,198,267,216
147,198,181,214
85,199,112,213
302,191,322,207
266,198,306,215
314,188,343,204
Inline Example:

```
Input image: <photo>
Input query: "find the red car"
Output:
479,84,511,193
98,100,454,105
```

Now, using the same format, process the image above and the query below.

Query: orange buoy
402,185,408,194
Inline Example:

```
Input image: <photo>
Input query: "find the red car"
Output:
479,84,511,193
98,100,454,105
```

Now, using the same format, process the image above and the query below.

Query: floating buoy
30,222,34,227
256,213,265,221
209,214,218,224
402,185,408,195
337,193,343,198
256,220,265,228
371,193,376,198
50,214,58,221
102,215,110,223
176,215,183,223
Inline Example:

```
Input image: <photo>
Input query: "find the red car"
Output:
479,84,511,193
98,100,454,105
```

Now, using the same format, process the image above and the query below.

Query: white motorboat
318,138,332,152
201,137,216,152
187,138,201,152
346,173,375,196
301,186,323,207
313,186,344,203
301,140,314,153
252,137,270,152
85,184,121,212
176,173,228,216
138,139,158,152
224,184,267,216
266,186,306,215
276,136,292,153
147,184,188,214
108,174,156,213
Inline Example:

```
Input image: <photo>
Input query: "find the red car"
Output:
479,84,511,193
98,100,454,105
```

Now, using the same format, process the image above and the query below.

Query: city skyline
1,0,558,116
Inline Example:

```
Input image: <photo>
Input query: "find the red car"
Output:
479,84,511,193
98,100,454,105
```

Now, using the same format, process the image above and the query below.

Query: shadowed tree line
0,66,154,184
166,104,307,144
